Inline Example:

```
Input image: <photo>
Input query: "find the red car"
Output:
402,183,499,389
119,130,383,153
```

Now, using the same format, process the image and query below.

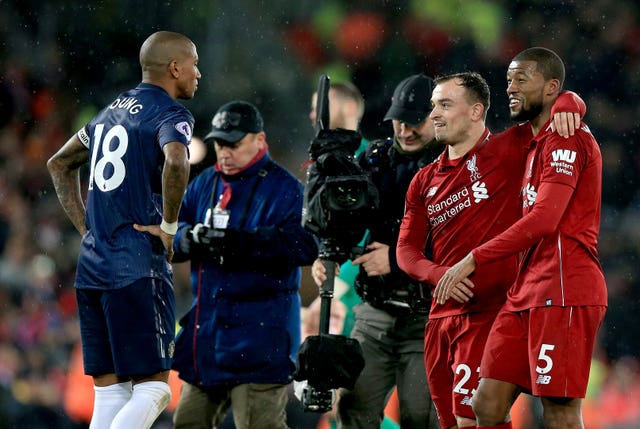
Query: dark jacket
172,152,318,387
354,138,441,312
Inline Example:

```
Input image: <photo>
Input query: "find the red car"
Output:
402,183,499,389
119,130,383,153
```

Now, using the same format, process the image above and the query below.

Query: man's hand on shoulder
550,112,581,139
550,90,585,138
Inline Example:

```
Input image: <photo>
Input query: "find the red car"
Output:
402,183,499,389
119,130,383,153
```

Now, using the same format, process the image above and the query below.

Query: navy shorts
77,277,176,377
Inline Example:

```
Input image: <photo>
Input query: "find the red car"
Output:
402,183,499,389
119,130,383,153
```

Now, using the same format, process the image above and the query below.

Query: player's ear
545,78,560,97
471,103,484,122
168,60,180,79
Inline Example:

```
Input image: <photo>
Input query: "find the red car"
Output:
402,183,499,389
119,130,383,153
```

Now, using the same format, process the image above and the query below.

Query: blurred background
0,0,638,427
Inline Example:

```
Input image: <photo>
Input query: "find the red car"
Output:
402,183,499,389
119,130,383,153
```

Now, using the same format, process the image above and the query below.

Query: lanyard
207,161,272,229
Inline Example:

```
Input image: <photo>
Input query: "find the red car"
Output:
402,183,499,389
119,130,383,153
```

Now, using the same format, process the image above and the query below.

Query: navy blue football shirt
75,83,193,289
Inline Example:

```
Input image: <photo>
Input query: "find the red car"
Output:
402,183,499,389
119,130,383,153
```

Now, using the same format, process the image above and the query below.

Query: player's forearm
473,182,573,265
47,135,91,234
398,245,446,286
397,228,445,285
161,143,190,222
48,162,87,235
397,184,443,283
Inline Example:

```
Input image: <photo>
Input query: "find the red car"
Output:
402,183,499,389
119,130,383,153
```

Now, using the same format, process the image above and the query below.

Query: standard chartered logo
428,181,490,227
472,181,488,203
524,183,537,207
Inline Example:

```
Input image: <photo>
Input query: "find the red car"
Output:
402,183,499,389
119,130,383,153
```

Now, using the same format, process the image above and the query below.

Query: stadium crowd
0,0,638,427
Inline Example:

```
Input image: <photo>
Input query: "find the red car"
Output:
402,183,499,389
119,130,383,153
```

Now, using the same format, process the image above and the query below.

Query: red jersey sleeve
473,127,588,265
397,168,447,287
551,90,586,117
472,182,573,264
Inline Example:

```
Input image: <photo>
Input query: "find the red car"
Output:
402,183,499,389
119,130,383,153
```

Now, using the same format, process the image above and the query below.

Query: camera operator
170,100,318,429
311,74,440,428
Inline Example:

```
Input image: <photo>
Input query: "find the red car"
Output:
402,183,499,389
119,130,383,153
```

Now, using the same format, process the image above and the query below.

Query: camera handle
318,259,336,334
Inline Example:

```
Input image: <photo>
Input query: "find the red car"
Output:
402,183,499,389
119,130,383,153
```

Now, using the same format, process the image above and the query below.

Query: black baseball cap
204,100,264,143
383,74,435,125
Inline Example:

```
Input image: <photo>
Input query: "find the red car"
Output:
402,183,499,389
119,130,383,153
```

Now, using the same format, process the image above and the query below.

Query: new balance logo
552,149,576,163
427,186,438,197
472,181,488,203
536,375,552,385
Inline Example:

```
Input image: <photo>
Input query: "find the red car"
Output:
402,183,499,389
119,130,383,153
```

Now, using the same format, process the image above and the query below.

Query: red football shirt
398,125,533,318
473,120,607,310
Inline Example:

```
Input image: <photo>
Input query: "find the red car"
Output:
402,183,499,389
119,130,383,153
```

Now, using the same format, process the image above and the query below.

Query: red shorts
480,306,606,398
424,311,498,428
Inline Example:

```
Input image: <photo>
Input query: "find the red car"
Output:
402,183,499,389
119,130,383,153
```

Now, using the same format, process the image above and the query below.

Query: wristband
160,219,178,235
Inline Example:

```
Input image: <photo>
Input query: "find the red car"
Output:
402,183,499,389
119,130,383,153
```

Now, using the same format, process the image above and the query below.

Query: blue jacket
172,152,318,387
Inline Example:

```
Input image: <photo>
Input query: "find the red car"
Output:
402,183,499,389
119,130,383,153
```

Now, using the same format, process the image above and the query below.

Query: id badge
213,208,230,229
